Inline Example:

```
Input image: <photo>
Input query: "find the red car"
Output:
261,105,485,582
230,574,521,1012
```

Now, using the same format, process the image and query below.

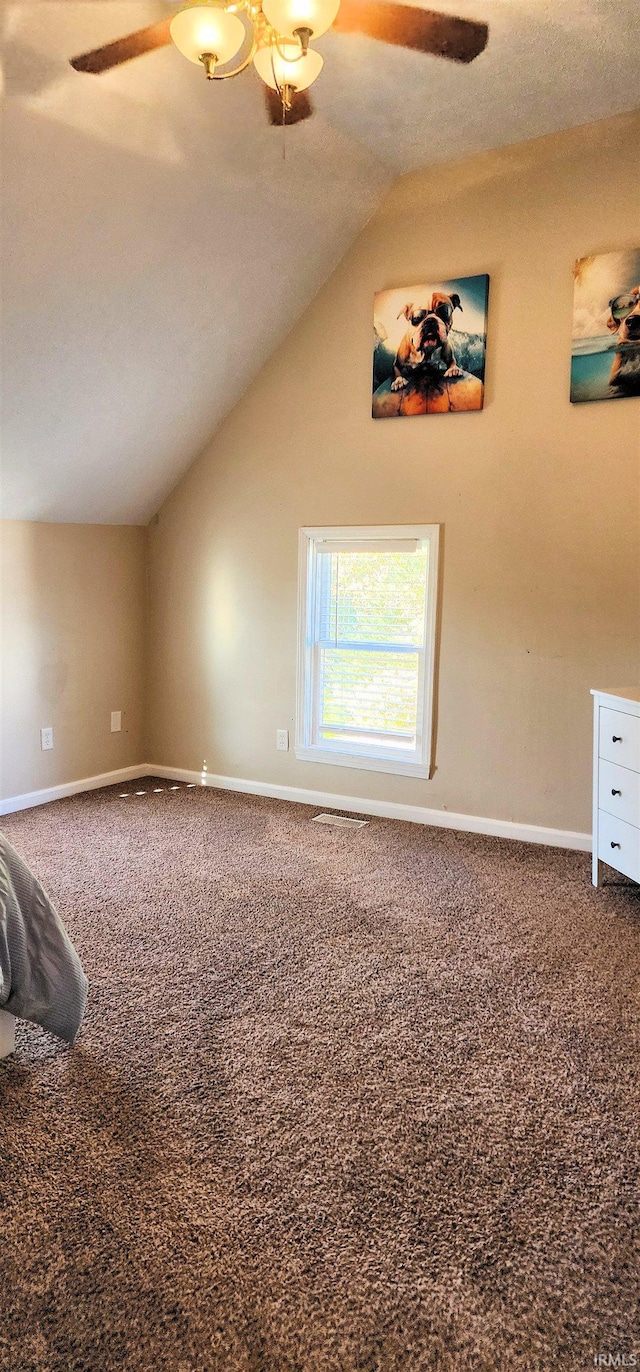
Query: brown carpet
1,780,639,1372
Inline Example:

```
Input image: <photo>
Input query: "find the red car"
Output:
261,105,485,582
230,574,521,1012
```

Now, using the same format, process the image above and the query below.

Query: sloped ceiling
2,0,638,524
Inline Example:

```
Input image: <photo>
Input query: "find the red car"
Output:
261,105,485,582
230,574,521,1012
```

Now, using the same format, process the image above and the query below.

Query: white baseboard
0,765,148,817
147,764,592,853
0,759,591,852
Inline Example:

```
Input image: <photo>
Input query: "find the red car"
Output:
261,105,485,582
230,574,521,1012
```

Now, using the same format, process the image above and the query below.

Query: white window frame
295,524,440,779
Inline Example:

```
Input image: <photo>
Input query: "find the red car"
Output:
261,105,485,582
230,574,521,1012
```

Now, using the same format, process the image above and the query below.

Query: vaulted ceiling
3,0,638,524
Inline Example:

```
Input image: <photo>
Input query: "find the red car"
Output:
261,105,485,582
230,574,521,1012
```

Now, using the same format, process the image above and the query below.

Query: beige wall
145,111,639,833
1,522,146,800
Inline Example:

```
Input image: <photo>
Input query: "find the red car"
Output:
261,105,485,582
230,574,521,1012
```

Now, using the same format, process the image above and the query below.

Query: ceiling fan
69,0,489,127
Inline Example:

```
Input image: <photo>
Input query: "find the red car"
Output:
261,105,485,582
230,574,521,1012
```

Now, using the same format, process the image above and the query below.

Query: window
296,525,440,778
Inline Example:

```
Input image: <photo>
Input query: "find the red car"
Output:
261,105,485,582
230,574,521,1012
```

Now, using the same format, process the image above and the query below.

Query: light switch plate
111,711,122,733
40,726,54,751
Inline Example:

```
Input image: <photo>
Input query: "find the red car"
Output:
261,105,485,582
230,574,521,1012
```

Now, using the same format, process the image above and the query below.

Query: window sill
294,745,431,779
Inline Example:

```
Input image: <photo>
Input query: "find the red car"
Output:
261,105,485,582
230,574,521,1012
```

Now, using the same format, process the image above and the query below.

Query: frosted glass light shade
253,41,323,91
170,3,245,65
261,0,340,40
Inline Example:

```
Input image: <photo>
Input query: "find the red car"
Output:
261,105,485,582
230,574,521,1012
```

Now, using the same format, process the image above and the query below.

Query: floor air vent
312,813,369,829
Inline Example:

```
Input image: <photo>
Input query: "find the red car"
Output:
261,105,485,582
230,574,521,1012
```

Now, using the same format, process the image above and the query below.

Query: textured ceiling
2,0,638,524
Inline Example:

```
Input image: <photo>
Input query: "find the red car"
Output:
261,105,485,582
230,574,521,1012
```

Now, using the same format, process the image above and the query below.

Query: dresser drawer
598,759,640,829
597,809,640,884
598,707,640,771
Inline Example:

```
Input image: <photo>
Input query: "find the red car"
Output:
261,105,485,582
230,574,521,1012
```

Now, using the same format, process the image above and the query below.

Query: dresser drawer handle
611,788,622,796
612,735,622,742
610,841,621,849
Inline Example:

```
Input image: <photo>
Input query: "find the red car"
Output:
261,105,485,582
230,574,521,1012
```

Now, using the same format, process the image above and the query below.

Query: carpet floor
1,780,639,1372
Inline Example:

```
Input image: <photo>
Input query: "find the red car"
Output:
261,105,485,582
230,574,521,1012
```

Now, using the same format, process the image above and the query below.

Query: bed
0,833,88,1058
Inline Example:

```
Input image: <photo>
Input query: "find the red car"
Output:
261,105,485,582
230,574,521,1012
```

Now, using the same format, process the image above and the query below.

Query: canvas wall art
372,273,489,418
571,249,640,403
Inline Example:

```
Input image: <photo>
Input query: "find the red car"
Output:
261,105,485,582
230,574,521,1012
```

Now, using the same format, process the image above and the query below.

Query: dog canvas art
571,249,640,402
372,274,489,418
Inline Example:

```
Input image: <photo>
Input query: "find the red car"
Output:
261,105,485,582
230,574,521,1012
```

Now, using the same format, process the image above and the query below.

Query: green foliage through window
317,550,428,743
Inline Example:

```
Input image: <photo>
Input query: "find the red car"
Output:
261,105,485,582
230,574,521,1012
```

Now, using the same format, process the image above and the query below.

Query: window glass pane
319,647,420,742
320,549,428,648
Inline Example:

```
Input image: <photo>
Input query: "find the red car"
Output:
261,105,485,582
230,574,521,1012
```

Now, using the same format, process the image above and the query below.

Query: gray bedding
0,833,87,1043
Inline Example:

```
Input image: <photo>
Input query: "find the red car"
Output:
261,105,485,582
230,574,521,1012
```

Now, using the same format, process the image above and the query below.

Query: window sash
313,644,425,756
315,639,420,654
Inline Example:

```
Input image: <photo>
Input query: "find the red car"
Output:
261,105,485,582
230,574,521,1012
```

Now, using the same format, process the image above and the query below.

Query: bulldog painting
372,274,489,418
571,249,640,402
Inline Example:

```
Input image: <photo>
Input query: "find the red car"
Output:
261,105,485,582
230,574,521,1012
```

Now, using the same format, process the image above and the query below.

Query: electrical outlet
40,726,54,751
111,711,122,733
276,729,289,752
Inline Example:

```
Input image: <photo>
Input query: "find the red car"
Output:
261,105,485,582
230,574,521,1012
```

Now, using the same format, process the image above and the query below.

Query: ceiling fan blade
333,1,488,63
264,87,313,126
70,20,172,75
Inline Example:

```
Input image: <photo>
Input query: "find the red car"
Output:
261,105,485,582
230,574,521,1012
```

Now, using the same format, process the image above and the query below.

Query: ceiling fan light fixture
261,0,340,41
253,39,323,91
169,2,245,68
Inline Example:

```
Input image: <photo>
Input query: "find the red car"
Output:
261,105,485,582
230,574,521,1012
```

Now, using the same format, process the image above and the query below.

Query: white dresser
592,689,640,887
